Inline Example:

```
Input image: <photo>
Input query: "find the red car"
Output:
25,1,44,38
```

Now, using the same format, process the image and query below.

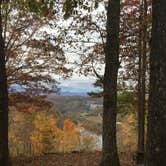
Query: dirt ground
12,151,136,166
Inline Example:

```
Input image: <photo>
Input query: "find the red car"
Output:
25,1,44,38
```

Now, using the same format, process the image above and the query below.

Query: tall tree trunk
146,0,166,166
101,0,120,166
137,0,147,165
137,2,143,163
0,1,9,165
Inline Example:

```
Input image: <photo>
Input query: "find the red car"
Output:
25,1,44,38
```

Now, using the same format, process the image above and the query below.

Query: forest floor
12,151,136,166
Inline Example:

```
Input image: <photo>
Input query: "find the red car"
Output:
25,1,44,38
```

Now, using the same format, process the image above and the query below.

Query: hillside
47,95,103,133
47,95,103,113
8,94,104,157
8,94,137,160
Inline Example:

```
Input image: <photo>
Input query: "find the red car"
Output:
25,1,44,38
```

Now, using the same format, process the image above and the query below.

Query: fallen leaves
12,151,135,166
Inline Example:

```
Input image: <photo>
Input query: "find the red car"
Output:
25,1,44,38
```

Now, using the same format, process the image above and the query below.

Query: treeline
9,112,95,156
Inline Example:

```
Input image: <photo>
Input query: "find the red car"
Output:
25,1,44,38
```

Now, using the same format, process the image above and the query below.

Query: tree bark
0,1,10,165
101,0,120,166
146,0,166,166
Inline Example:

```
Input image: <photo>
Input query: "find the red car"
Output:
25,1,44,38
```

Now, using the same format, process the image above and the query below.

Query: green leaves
28,0,53,14
63,0,99,19
16,0,54,16
94,0,99,8
63,0,83,19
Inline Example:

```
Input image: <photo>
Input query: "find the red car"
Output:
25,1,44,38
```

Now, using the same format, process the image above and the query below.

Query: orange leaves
63,119,80,152
63,119,77,132
13,114,24,122
30,113,81,154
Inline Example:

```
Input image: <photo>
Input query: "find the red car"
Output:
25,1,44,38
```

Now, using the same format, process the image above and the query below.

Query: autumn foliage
9,110,96,156
30,112,63,154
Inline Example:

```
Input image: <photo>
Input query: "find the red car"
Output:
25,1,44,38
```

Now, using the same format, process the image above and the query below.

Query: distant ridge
60,91,87,96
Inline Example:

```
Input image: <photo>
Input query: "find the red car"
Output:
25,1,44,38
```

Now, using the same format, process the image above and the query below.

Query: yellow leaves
127,114,135,124
31,114,82,153
31,132,41,143
31,113,79,153
9,130,17,144
33,113,53,129
9,111,96,155
81,135,95,151
63,119,80,152
31,112,61,153
118,113,137,152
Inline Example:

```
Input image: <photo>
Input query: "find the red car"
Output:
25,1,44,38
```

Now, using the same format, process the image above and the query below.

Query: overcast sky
58,75,99,94
55,2,105,94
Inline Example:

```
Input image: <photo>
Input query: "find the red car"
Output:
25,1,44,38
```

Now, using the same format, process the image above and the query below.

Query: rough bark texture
0,1,10,166
101,0,120,166
146,0,166,166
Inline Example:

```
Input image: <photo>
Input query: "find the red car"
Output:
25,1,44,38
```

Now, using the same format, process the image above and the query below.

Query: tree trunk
0,1,10,166
146,0,166,166
137,0,147,165
101,0,120,166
